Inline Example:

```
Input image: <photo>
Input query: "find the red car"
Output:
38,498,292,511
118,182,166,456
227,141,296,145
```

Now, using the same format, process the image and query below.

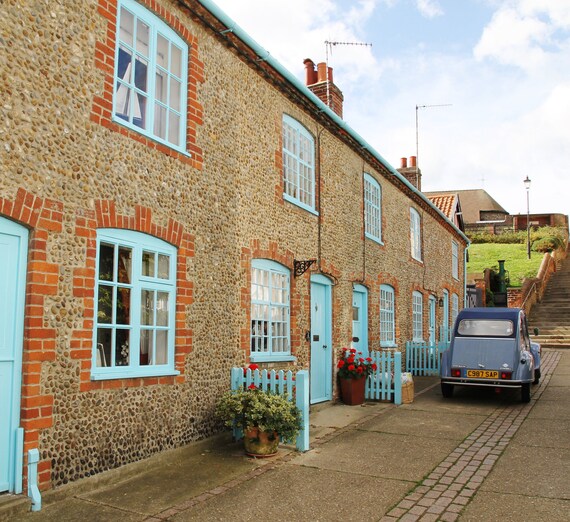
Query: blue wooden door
428,296,436,345
310,275,332,404
352,285,368,357
0,217,28,492
441,290,449,342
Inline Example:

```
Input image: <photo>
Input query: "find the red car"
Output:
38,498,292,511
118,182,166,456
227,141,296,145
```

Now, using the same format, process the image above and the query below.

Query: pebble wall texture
0,0,467,490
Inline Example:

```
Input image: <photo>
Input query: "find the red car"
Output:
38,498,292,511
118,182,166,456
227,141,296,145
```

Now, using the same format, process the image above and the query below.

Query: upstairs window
452,241,459,279
93,229,177,379
410,208,422,261
251,260,292,362
282,115,316,213
114,0,188,152
412,291,423,341
380,284,395,347
364,173,382,243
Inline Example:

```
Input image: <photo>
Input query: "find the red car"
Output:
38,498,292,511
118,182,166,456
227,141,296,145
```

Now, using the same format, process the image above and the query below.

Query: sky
211,0,570,219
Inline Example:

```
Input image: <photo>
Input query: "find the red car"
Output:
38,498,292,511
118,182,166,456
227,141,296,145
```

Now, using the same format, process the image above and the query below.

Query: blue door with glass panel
441,290,449,342
352,285,368,357
0,217,28,492
310,275,332,403
428,296,436,345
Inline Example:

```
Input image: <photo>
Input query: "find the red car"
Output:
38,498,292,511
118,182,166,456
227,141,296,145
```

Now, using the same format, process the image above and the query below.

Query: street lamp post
524,176,531,259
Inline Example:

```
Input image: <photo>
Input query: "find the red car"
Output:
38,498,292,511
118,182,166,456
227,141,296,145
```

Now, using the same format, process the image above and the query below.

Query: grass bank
467,243,543,287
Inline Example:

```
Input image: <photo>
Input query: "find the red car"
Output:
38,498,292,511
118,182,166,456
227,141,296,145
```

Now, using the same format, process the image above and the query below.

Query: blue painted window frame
412,290,423,341
410,208,422,261
250,259,293,362
364,173,382,244
282,115,317,214
380,284,396,347
113,0,188,154
92,229,178,380
452,240,459,279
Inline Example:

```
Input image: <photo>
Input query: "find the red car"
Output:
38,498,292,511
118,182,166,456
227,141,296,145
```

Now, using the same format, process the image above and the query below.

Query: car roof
456,307,522,322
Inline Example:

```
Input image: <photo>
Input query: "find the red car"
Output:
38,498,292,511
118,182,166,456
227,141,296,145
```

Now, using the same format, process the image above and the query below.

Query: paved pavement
2,349,568,521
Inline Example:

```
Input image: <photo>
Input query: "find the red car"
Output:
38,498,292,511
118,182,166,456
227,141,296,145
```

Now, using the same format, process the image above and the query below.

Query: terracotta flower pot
339,376,366,405
243,427,280,457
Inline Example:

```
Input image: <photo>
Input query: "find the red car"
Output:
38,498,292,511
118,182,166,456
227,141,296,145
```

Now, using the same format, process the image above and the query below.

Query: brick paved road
380,350,562,522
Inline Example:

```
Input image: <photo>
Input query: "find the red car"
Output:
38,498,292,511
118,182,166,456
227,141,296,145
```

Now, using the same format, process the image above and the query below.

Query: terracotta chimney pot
317,62,328,83
303,58,317,85
400,157,407,168
409,156,417,167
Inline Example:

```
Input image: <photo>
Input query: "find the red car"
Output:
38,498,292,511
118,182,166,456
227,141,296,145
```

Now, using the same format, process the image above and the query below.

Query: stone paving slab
168,464,411,522
478,444,570,500
526,394,570,420
78,437,263,515
359,408,488,441
461,491,570,522
293,429,459,482
510,417,570,449
16,497,146,522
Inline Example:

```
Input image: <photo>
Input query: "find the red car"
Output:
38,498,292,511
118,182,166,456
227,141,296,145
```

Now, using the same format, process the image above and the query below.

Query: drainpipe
464,246,469,308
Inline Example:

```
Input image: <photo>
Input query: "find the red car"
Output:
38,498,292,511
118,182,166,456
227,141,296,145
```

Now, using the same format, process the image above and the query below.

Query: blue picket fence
405,341,449,376
230,367,310,452
365,350,403,405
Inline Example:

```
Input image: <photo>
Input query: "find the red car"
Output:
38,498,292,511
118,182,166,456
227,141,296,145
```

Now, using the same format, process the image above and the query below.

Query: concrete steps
529,250,570,348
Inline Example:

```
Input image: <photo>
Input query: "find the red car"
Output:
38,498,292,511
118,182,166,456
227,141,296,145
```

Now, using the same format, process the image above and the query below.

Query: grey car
440,307,541,403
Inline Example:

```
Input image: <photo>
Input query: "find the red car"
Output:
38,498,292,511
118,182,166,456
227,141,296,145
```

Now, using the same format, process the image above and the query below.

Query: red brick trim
72,200,195,393
92,0,204,169
0,188,63,489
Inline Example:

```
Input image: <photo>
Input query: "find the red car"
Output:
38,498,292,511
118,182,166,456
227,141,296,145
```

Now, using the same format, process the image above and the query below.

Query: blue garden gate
365,350,403,405
405,341,449,376
230,367,309,452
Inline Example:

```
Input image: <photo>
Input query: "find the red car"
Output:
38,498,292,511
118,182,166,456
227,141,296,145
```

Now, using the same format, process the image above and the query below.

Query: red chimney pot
303,58,317,85
400,157,407,168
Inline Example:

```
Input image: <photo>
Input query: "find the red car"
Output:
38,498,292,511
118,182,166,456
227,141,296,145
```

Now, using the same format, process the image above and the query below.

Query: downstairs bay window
92,229,177,379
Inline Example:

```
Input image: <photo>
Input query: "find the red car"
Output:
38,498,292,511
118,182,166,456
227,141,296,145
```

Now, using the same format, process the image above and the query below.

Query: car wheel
441,383,454,398
533,368,541,385
521,382,531,403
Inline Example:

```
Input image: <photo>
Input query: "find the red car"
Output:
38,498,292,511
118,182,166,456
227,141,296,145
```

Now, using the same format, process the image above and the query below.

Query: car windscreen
457,319,514,337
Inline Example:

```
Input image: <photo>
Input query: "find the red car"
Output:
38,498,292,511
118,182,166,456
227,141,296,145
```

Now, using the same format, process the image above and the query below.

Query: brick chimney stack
303,58,344,118
397,155,422,191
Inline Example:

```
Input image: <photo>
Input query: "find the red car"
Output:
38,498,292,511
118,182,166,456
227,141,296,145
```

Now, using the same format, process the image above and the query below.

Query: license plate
467,370,499,379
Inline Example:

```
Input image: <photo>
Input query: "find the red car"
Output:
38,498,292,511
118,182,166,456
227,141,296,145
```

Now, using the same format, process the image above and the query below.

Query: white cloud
416,0,443,18
474,1,570,70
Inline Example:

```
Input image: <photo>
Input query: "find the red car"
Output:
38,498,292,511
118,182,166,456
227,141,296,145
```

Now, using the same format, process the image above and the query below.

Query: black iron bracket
294,259,316,277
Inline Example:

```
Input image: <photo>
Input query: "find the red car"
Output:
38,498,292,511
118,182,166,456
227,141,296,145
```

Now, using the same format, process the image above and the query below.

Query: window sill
365,234,384,246
283,194,318,216
91,368,180,381
250,355,297,363
380,343,398,349
112,116,191,158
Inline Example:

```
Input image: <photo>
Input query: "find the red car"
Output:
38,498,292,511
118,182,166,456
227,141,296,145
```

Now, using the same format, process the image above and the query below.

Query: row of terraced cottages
0,0,467,493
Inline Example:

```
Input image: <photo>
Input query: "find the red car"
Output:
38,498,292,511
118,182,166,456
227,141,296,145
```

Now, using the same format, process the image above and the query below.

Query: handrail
520,280,538,310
